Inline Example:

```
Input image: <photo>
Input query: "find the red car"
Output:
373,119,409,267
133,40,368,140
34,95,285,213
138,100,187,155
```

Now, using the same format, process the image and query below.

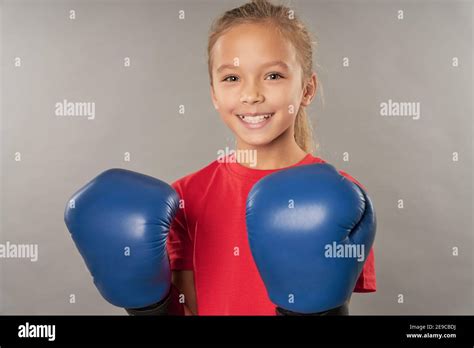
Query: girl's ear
210,85,219,110
301,72,317,107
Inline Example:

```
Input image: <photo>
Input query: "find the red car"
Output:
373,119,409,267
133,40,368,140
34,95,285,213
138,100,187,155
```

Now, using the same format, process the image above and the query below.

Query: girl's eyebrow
216,60,289,74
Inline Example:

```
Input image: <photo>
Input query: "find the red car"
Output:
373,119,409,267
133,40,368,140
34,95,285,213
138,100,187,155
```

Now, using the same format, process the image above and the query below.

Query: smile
237,113,273,122
236,113,275,129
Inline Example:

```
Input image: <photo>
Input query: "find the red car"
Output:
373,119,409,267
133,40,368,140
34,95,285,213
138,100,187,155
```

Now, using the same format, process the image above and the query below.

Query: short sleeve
166,182,194,271
354,247,376,292
339,170,377,292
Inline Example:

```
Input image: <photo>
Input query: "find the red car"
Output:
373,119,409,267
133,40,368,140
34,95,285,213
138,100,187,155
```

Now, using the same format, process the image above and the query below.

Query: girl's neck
235,131,308,170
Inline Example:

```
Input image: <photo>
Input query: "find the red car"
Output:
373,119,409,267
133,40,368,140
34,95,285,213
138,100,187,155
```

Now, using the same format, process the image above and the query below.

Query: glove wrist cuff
125,288,172,316
275,302,349,316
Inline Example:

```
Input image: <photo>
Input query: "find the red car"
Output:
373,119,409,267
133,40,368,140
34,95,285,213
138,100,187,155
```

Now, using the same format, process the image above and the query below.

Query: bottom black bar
0,315,472,345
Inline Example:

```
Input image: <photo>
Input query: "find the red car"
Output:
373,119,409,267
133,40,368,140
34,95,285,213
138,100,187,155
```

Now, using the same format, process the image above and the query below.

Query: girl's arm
172,270,198,315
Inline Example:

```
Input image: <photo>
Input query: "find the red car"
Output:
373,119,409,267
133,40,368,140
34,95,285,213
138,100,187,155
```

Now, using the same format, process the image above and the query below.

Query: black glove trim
276,302,349,316
125,289,172,316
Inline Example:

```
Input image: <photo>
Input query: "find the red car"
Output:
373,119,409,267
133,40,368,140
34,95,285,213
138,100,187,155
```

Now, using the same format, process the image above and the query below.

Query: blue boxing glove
246,163,376,315
64,169,180,313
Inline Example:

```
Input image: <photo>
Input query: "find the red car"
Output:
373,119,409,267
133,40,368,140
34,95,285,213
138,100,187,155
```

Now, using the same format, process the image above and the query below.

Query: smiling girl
167,0,376,315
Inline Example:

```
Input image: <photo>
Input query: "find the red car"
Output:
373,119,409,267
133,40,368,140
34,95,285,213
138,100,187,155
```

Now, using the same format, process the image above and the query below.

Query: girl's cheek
217,88,235,105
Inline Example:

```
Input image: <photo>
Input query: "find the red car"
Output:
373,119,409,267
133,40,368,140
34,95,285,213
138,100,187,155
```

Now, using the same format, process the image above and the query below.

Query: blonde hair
207,0,319,154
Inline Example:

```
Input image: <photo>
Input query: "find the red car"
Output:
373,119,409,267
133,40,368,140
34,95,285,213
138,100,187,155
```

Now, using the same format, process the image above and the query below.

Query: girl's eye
266,73,283,80
223,76,239,82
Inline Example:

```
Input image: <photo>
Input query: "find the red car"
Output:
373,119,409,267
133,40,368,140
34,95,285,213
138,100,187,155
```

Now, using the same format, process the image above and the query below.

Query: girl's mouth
236,113,275,129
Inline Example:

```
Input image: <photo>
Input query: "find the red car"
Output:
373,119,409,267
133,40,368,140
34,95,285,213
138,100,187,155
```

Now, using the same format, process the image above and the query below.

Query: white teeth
238,113,273,123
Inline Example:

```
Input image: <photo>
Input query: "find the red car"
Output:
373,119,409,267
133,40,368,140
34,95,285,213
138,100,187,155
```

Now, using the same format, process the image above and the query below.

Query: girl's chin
236,134,274,148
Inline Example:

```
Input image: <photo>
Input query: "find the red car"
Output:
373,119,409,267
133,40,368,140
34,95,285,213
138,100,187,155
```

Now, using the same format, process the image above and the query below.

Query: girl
167,0,376,315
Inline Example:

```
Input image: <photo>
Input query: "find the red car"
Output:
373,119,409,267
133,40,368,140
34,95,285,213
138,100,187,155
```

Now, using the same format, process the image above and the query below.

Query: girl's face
210,22,314,148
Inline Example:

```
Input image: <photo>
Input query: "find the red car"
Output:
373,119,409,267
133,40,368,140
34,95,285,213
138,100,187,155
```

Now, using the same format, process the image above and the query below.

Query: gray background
1,0,472,314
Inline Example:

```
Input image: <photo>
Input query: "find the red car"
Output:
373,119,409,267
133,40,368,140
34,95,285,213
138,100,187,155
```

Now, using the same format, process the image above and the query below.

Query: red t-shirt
167,153,376,315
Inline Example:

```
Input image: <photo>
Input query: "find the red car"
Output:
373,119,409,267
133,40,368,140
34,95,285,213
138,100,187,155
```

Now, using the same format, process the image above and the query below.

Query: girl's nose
240,83,264,104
